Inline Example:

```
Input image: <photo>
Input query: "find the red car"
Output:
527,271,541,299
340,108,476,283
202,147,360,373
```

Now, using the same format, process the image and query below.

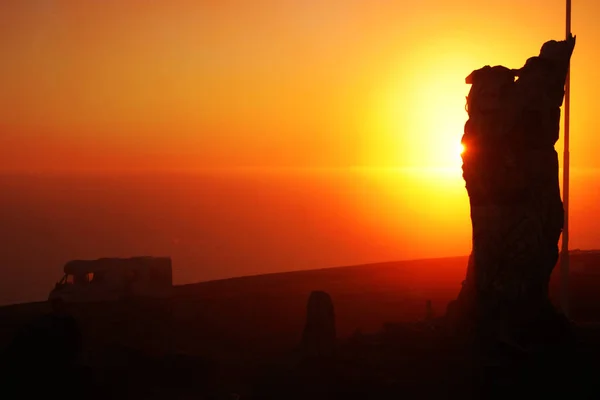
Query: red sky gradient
1,2,600,304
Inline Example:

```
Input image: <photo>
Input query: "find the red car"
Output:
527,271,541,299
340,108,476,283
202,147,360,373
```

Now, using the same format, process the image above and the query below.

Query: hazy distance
1,167,599,305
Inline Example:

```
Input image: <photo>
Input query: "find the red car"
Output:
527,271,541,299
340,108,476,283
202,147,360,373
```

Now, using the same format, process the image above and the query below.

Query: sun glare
362,45,474,172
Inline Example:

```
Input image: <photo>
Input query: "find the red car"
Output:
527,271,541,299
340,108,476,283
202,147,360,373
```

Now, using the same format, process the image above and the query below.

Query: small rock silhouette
301,290,336,359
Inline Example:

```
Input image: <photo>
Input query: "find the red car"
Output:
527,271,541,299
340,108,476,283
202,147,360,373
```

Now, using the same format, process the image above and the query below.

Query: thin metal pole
560,0,571,318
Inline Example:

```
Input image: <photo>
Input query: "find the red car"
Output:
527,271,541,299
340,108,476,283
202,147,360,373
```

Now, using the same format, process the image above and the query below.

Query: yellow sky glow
1,1,599,172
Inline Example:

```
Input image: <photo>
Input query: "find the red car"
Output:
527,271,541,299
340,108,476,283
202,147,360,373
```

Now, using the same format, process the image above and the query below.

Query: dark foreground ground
0,256,599,399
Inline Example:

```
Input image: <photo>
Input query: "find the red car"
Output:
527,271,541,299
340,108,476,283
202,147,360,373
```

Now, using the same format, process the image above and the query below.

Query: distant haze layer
1,168,598,305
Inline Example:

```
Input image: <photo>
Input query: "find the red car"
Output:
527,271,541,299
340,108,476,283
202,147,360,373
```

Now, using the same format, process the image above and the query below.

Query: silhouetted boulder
0,300,83,397
456,34,576,351
425,300,434,321
301,291,336,359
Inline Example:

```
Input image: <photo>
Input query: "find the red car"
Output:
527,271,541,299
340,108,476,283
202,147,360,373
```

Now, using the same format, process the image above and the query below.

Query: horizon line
0,165,597,177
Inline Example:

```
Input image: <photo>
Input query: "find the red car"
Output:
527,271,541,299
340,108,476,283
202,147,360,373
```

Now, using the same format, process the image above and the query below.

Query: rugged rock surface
454,35,576,348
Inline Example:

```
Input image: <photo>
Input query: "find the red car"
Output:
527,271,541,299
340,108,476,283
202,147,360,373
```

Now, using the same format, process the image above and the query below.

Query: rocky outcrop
454,35,576,348
301,291,336,359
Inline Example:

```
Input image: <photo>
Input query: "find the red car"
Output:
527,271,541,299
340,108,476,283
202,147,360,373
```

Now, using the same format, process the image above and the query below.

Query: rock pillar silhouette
454,35,576,347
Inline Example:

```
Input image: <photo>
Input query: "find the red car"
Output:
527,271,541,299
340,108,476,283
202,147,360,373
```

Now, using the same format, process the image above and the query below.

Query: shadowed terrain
0,255,599,398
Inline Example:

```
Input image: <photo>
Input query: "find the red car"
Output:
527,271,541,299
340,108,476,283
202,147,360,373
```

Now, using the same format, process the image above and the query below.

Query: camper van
48,257,173,303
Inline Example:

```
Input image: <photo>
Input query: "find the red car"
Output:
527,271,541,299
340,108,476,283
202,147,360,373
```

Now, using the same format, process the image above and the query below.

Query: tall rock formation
455,35,576,348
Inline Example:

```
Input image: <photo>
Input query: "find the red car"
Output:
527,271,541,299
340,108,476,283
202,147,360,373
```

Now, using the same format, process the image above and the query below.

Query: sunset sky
1,0,597,173
1,1,600,304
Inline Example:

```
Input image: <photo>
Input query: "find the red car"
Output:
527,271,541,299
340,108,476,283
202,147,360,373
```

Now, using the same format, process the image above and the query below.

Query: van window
91,271,104,283
73,273,90,285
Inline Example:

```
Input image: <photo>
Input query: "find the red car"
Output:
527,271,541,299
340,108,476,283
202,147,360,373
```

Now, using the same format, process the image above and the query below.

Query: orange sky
1,0,598,173
3,1,600,303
